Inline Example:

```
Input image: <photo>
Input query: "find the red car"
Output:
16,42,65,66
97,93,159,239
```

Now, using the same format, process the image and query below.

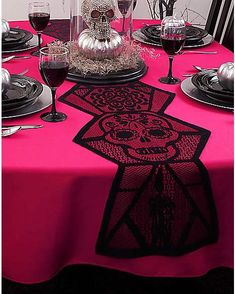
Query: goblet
159,16,186,84
118,0,136,35
28,1,50,57
39,46,69,122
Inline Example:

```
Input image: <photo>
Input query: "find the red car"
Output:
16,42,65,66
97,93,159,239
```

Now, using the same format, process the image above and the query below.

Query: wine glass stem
167,56,174,79
51,88,57,116
38,32,41,51
122,15,126,33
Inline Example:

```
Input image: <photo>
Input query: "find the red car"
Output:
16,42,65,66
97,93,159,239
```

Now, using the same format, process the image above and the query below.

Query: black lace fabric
43,19,70,42
59,81,218,257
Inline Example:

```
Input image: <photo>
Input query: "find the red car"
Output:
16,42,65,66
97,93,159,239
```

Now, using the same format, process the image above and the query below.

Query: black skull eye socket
105,9,114,18
111,129,138,141
144,128,171,139
91,10,101,18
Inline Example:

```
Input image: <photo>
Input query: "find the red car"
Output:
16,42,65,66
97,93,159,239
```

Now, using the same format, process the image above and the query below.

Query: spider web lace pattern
59,81,218,257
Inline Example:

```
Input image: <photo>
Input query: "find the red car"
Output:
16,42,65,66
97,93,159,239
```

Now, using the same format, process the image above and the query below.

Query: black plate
191,73,234,102
2,29,26,43
141,25,208,44
181,77,233,110
2,75,43,112
133,29,214,49
67,61,148,85
2,28,33,49
200,72,233,95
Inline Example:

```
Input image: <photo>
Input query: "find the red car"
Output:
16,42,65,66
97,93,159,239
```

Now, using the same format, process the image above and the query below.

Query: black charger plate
2,75,43,112
132,29,214,49
2,28,33,49
181,77,234,110
191,72,233,102
141,25,208,44
67,61,148,85
200,72,234,96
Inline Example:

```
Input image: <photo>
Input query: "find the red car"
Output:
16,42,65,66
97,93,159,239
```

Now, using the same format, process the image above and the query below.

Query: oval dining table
2,19,233,284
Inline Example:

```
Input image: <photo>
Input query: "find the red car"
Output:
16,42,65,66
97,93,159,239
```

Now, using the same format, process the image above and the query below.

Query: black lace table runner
43,19,70,42
59,81,218,258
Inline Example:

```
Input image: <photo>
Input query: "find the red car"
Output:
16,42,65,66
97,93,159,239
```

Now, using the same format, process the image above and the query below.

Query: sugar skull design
79,0,123,59
60,81,218,257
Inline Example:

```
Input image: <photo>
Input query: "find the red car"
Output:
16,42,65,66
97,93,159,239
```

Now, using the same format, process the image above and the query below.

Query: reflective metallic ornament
2,68,11,93
217,62,234,91
2,19,10,39
78,29,123,59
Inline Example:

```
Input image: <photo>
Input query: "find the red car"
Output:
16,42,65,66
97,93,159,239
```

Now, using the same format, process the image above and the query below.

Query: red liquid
29,12,50,31
118,0,132,14
40,62,69,88
161,37,185,55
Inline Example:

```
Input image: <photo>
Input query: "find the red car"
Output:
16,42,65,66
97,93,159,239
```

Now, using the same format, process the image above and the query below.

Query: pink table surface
2,20,234,284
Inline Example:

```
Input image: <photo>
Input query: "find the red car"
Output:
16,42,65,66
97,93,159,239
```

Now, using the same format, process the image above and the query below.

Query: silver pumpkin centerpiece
78,0,123,60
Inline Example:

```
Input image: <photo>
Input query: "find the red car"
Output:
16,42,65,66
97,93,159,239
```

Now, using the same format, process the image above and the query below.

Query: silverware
2,125,43,130
18,69,29,75
2,55,31,63
193,65,218,71
181,51,218,55
182,74,193,77
1,126,21,137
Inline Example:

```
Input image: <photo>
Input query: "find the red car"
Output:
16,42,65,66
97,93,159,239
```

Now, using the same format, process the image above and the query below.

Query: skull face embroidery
101,112,179,162
81,0,116,40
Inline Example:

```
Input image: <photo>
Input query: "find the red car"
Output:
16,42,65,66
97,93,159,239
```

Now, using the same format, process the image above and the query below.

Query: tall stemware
159,16,186,84
39,46,69,122
118,0,135,35
28,1,50,57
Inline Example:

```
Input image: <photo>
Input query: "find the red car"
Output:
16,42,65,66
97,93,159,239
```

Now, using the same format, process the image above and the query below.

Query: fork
180,51,218,55
2,55,31,63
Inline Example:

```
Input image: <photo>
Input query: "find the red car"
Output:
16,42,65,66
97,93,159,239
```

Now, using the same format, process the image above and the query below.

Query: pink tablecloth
2,20,234,284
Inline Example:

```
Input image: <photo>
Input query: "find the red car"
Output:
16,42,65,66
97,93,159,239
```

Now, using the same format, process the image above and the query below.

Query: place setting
1,68,52,119
181,62,234,110
2,1,50,55
2,19,37,54
133,21,214,49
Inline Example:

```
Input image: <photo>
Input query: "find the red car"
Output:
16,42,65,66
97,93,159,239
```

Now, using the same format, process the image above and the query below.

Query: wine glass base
31,50,40,57
40,112,67,122
159,76,181,84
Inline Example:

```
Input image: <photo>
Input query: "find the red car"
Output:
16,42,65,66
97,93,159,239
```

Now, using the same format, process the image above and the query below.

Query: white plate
181,77,234,110
2,34,42,54
2,84,52,119
132,29,214,48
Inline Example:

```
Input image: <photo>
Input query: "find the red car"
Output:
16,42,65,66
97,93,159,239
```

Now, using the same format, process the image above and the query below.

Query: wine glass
159,16,186,84
118,0,135,35
28,1,50,57
39,46,69,122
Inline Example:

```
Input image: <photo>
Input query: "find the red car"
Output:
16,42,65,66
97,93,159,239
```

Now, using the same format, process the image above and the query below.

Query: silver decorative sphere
78,29,123,60
217,62,234,91
2,19,10,39
2,68,11,93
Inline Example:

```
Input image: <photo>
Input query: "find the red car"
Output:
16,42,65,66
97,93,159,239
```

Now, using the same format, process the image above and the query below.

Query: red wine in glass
161,35,185,56
159,16,186,85
118,0,134,35
40,61,69,88
39,47,69,122
29,12,50,32
28,1,50,57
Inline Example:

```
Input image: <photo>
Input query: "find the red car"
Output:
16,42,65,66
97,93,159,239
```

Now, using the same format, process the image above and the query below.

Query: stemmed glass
118,0,136,35
39,47,69,122
159,16,186,84
28,1,50,57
